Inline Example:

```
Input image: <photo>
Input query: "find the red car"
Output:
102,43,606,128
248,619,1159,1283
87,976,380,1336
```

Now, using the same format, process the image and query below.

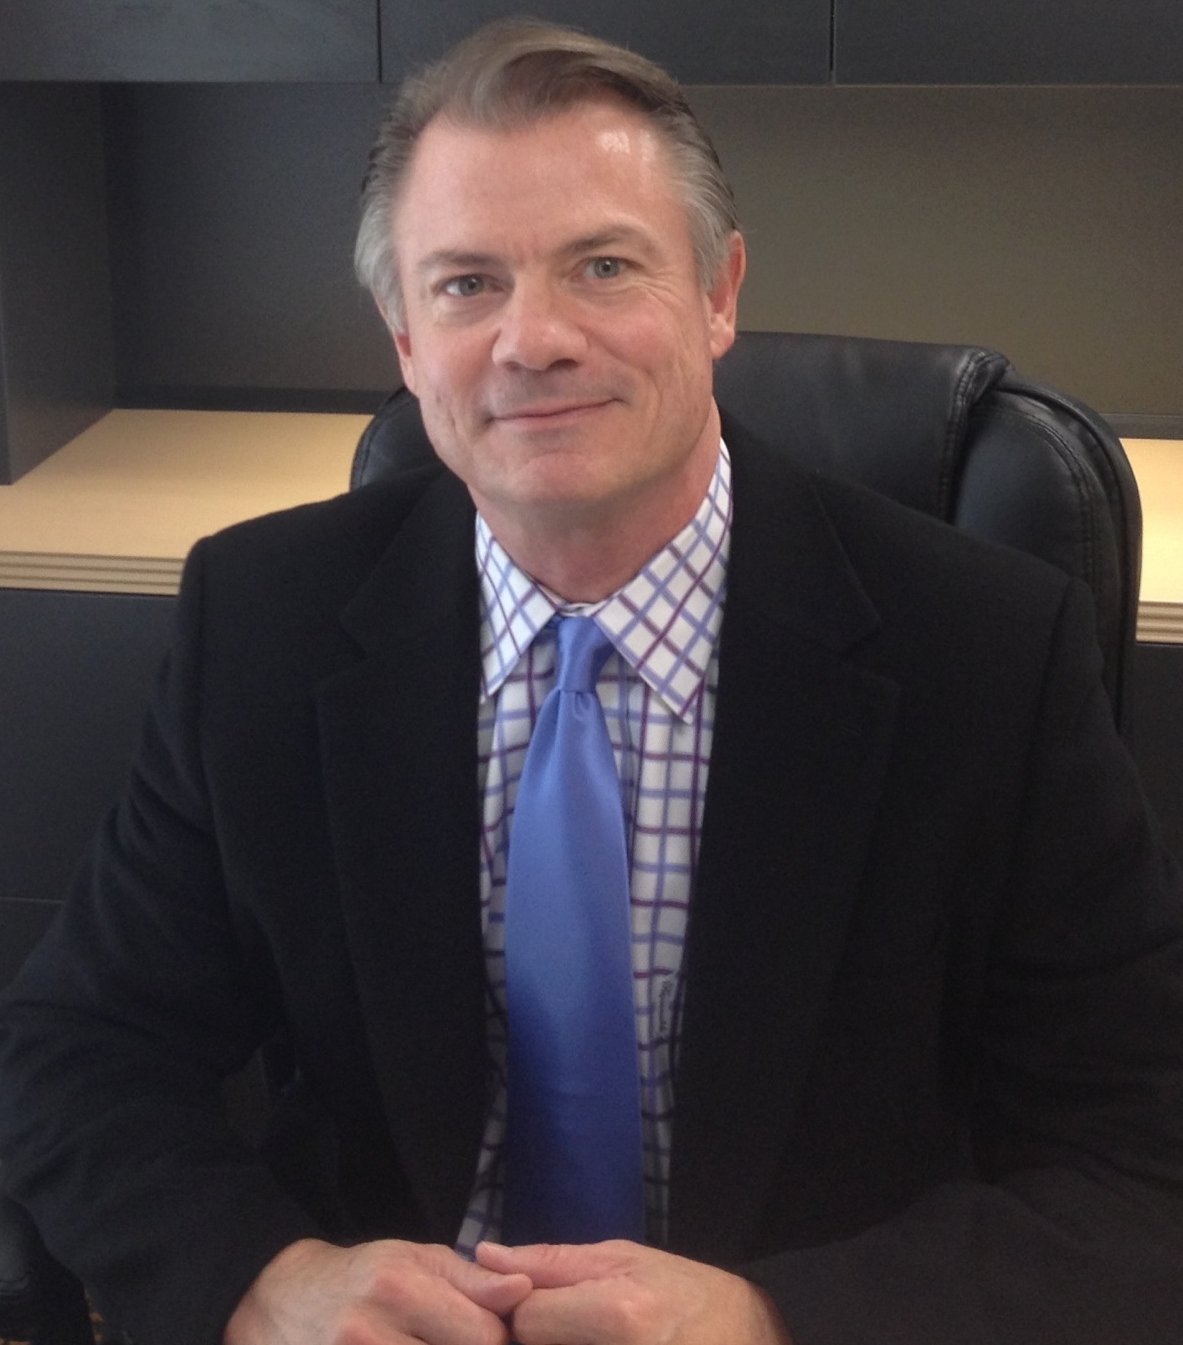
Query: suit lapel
669,429,902,1262
315,468,487,1243
310,435,902,1255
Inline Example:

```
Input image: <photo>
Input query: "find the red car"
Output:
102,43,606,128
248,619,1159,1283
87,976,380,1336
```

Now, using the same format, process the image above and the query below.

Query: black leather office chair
353,331,1141,729
0,330,1142,1344
0,1189,94,1344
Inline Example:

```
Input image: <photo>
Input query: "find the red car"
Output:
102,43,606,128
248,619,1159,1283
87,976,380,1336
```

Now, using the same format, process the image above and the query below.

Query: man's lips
487,397,616,426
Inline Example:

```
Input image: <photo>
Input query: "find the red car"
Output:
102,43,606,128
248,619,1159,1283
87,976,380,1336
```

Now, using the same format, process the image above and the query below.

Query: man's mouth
490,398,616,427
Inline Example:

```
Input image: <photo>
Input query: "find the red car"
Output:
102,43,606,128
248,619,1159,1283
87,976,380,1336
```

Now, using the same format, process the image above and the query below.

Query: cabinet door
1129,644,1183,867
835,0,1183,84
381,0,830,85
0,589,176,983
0,1,378,81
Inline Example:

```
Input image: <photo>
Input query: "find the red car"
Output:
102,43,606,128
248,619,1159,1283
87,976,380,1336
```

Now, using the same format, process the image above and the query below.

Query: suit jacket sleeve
0,537,323,1345
742,579,1183,1344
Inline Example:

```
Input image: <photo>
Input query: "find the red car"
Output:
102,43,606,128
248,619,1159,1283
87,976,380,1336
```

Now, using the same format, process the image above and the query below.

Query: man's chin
470,470,631,529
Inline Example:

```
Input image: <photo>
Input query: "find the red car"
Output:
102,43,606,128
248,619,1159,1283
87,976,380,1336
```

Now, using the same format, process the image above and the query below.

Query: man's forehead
409,96,670,180
392,100,688,255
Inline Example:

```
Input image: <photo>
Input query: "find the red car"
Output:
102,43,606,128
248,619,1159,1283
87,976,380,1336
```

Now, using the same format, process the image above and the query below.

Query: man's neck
473,435,722,604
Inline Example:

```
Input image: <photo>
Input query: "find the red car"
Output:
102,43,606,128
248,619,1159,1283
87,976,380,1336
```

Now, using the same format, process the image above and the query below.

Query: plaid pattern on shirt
454,442,732,1255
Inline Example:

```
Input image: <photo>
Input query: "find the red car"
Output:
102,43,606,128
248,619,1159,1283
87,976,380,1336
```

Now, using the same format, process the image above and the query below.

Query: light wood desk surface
1,411,1182,643
1123,439,1183,643
0,411,367,594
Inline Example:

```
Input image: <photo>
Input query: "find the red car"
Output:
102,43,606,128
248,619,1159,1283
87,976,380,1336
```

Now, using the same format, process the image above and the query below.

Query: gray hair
354,18,739,329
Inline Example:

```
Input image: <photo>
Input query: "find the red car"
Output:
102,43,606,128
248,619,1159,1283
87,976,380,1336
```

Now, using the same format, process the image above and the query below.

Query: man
2,18,1182,1345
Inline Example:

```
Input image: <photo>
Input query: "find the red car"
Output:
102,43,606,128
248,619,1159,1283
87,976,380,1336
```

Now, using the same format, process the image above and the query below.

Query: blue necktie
502,615,645,1246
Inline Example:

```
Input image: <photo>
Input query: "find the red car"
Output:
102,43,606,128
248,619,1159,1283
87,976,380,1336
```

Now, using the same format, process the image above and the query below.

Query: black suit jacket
2,426,1182,1345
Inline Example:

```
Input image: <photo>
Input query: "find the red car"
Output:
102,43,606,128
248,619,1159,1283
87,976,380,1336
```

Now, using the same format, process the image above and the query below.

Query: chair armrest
0,1191,95,1344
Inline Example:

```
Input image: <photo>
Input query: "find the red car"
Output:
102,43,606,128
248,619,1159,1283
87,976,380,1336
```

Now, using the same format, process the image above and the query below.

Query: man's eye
442,275,486,298
587,257,624,280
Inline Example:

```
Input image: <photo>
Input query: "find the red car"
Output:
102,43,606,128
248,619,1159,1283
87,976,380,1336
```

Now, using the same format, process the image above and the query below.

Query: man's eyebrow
415,229,662,277
415,250,502,276
560,228,661,259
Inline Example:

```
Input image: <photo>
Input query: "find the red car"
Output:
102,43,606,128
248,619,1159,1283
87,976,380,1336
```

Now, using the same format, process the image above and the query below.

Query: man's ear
707,231,746,361
388,316,418,397
379,294,419,392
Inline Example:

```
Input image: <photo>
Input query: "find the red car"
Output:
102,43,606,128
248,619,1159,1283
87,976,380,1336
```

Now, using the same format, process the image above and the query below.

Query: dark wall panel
696,84,1183,420
0,1,378,82
381,0,830,85
0,84,114,482
836,0,1183,84
105,83,399,406
96,82,1183,419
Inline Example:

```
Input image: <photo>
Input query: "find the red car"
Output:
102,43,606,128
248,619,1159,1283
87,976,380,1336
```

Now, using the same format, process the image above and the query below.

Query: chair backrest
351,331,1142,729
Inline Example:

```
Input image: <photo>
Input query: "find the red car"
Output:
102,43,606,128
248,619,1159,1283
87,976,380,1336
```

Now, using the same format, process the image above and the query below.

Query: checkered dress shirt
454,442,732,1255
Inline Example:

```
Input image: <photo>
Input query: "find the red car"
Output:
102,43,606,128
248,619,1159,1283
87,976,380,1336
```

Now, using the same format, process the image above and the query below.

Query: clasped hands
224,1235,791,1345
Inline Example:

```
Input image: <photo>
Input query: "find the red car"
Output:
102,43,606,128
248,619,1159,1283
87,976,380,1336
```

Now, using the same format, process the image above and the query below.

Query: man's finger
439,1253,533,1316
509,1278,622,1345
477,1239,632,1288
479,1240,794,1345
224,1238,532,1345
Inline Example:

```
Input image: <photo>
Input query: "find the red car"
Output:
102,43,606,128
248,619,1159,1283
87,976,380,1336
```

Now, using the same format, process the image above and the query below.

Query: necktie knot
554,615,614,694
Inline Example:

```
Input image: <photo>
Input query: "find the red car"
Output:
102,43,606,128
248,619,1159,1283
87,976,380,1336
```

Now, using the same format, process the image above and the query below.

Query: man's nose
491,280,587,370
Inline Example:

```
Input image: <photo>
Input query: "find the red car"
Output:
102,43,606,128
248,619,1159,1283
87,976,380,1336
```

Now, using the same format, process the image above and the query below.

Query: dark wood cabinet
3,3,1183,89
1128,643,1183,868
0,0,378,82
380,0,831,85
835,0,1183,84
0,590,175,985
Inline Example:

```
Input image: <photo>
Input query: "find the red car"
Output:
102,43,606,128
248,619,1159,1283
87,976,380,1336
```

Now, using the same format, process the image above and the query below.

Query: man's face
389,98,744,546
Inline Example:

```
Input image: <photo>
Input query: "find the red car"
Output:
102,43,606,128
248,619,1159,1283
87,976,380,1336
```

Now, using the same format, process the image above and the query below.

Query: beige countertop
2,411,1182,643
1122,439,1183,643
0,410,368,593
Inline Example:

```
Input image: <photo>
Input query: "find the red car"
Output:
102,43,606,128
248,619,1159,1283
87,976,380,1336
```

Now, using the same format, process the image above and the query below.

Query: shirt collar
477,441,732,723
